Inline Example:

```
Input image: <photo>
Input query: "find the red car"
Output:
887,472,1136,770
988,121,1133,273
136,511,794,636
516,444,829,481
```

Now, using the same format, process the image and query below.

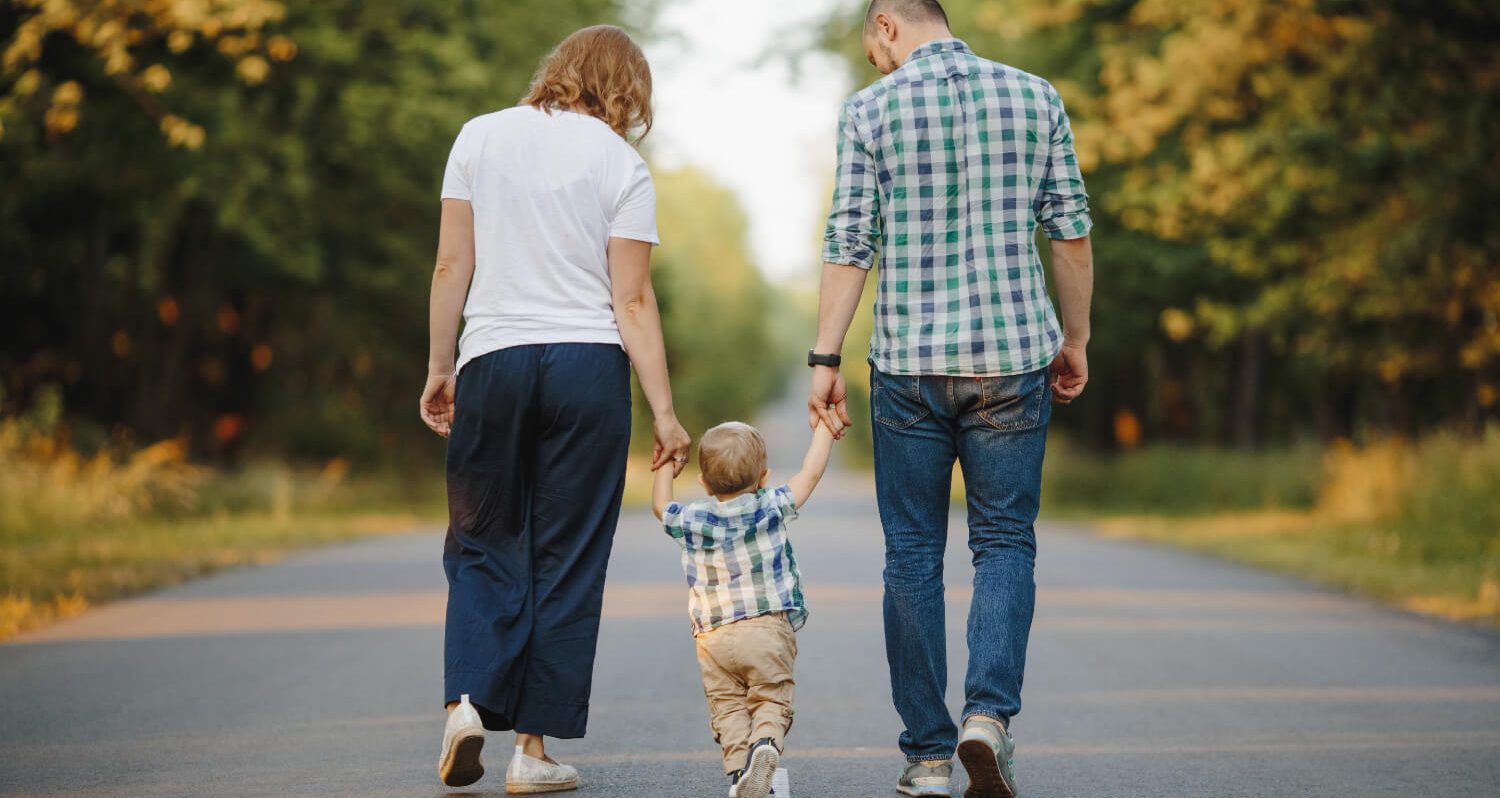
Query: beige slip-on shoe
438,694,485,787
506,747,580,794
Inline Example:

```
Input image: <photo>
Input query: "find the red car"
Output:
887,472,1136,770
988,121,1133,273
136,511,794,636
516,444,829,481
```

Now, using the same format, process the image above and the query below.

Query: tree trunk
1232,330,1264,448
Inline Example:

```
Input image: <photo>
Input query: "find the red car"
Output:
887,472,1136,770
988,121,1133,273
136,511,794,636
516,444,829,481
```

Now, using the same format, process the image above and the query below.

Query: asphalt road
4,399,1500,797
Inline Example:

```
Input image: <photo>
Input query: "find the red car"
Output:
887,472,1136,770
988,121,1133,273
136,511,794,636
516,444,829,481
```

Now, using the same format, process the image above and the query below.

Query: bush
1041,439,1323,516
0,422,442,639
0,421,204,538
1397,429,1500,568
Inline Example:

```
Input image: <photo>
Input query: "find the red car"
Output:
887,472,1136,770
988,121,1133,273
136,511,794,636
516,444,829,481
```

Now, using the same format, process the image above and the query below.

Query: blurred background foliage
1,0,1498,632
647,168,782,439
820,0,1500,449
1,0,786,465
813,0,1500,624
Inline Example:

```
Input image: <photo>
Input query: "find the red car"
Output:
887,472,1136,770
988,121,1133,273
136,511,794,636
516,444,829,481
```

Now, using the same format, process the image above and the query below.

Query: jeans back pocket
974,370,1049,431
871,369,930,429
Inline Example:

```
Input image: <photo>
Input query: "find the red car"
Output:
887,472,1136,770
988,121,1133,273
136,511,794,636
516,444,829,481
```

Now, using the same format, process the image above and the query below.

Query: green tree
645,168,781,442
1070,0,1500,436
819,0,1500,446
2,0,292,149
2,0,626,461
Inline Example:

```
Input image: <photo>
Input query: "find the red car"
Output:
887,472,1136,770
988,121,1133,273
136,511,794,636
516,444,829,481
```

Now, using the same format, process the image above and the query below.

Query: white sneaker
732,738,780,798
438,694,485,787
506,747,580,794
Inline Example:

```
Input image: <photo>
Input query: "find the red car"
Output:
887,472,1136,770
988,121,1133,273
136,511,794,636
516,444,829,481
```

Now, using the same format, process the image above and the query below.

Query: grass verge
1068,430,1500,627
1094,512,1499,626
0,437,676,641
0,419,454,639
0,510,432,639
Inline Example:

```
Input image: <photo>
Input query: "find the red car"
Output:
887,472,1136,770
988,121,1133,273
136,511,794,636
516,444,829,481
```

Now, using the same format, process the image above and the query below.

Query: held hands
652,414,692,477
808,365,853,439
419,372,457,437
1049,342,1088,405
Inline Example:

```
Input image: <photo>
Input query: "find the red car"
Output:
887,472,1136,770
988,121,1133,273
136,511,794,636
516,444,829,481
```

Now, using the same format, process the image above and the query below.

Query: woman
419,25,690,792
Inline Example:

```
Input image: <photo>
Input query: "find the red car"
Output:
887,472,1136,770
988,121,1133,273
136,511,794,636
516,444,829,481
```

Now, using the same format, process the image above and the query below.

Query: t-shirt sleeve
770,484,799,522
610,156,659,245
662,501,686,540
440,123,474,201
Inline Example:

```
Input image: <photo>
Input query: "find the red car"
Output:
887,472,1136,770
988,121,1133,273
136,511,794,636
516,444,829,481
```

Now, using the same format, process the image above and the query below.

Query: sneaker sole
957,738,1016,798
439,732,485,787
738,745,779,798
505,778,579,795
898,784,952,797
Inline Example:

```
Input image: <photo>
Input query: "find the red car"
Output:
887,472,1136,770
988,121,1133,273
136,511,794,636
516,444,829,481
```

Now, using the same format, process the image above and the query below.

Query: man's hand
1049,343,1088,405
652,414,692,476
808,365,853,439
419,372,456,437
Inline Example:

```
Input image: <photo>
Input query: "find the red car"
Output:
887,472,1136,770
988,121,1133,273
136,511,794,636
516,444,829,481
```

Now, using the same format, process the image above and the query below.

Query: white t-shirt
440,105,659,375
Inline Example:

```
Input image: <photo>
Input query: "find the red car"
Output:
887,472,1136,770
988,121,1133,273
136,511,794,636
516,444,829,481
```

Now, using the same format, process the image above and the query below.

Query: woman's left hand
420,372,457,438
652,414,691,476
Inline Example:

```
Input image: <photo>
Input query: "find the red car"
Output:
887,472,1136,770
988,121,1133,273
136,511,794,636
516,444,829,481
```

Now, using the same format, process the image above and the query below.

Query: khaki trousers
695,612,797,773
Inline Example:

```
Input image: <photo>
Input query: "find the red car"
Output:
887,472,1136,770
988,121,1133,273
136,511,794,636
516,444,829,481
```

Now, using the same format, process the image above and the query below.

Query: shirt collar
904,38,971,65
706,489,762,516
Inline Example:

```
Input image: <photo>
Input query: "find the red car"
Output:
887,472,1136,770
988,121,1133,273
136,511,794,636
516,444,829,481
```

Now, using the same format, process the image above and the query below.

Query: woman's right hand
419,372,457,438
652,414,692,476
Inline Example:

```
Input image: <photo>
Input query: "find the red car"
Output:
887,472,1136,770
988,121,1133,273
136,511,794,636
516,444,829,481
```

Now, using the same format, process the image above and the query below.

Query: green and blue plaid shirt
823,39,1093,376
662,484,807,636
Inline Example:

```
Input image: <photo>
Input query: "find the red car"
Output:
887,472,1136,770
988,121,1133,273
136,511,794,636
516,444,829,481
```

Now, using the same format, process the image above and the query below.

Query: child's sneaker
956,717,1017,797
897,760,953,796
438,694,485,787
731,738,780,798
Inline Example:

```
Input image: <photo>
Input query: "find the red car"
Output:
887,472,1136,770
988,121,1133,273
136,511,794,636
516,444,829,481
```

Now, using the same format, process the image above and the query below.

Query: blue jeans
870,364,1050,762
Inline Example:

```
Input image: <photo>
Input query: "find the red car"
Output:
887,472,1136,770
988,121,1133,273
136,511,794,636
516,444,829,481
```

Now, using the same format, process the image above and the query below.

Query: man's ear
874,12,898,43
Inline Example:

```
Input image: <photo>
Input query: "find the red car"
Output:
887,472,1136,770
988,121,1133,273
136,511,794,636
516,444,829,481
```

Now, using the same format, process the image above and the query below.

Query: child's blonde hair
698,422,767,496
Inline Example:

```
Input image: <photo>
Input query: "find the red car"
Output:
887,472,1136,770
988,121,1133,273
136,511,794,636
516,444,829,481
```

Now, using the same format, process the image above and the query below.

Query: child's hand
652,446,680,520
816,414,840,441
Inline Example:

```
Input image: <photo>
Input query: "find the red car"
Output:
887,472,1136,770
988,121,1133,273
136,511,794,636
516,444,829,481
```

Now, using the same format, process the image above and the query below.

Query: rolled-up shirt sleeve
822,100,881,270
1036,87,1093,240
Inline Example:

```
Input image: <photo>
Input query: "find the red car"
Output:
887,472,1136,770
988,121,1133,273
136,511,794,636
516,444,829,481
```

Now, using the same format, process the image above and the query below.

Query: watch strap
807,350,842,368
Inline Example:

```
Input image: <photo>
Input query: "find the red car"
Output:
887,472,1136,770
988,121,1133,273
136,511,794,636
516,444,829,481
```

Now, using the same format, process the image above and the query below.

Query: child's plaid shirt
662,484,807,636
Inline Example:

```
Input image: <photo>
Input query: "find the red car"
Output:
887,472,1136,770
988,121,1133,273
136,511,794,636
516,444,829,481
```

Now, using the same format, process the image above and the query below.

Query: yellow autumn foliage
0,420,205,535
1,0,294,145
970,0,1500,389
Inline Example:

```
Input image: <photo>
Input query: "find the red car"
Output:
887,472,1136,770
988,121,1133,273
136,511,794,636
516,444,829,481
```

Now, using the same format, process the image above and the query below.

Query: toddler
654,420,836,798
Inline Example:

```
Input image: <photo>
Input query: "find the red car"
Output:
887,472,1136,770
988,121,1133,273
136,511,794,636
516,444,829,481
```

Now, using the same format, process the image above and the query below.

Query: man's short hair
865,0,950,30
698,422,768,496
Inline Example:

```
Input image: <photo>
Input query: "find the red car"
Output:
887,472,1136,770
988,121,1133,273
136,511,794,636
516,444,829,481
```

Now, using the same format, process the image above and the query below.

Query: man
807,1,1093,796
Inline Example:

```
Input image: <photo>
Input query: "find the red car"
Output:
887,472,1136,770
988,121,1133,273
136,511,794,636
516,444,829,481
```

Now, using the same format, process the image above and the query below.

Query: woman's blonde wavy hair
522,25,653,141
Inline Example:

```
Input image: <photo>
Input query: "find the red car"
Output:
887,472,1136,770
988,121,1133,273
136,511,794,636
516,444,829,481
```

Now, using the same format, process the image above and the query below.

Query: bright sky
644,0,860,284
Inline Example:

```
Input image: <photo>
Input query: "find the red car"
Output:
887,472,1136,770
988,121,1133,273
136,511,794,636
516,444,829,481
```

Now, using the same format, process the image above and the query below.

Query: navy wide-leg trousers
443,343,631,738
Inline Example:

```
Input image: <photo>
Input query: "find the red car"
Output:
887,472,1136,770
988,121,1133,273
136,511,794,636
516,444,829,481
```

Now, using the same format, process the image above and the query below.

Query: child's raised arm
787,420,836,510
652,460,676,520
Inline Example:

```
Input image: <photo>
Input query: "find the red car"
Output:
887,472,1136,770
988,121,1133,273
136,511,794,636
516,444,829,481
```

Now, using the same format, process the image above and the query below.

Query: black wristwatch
807,350,842,368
